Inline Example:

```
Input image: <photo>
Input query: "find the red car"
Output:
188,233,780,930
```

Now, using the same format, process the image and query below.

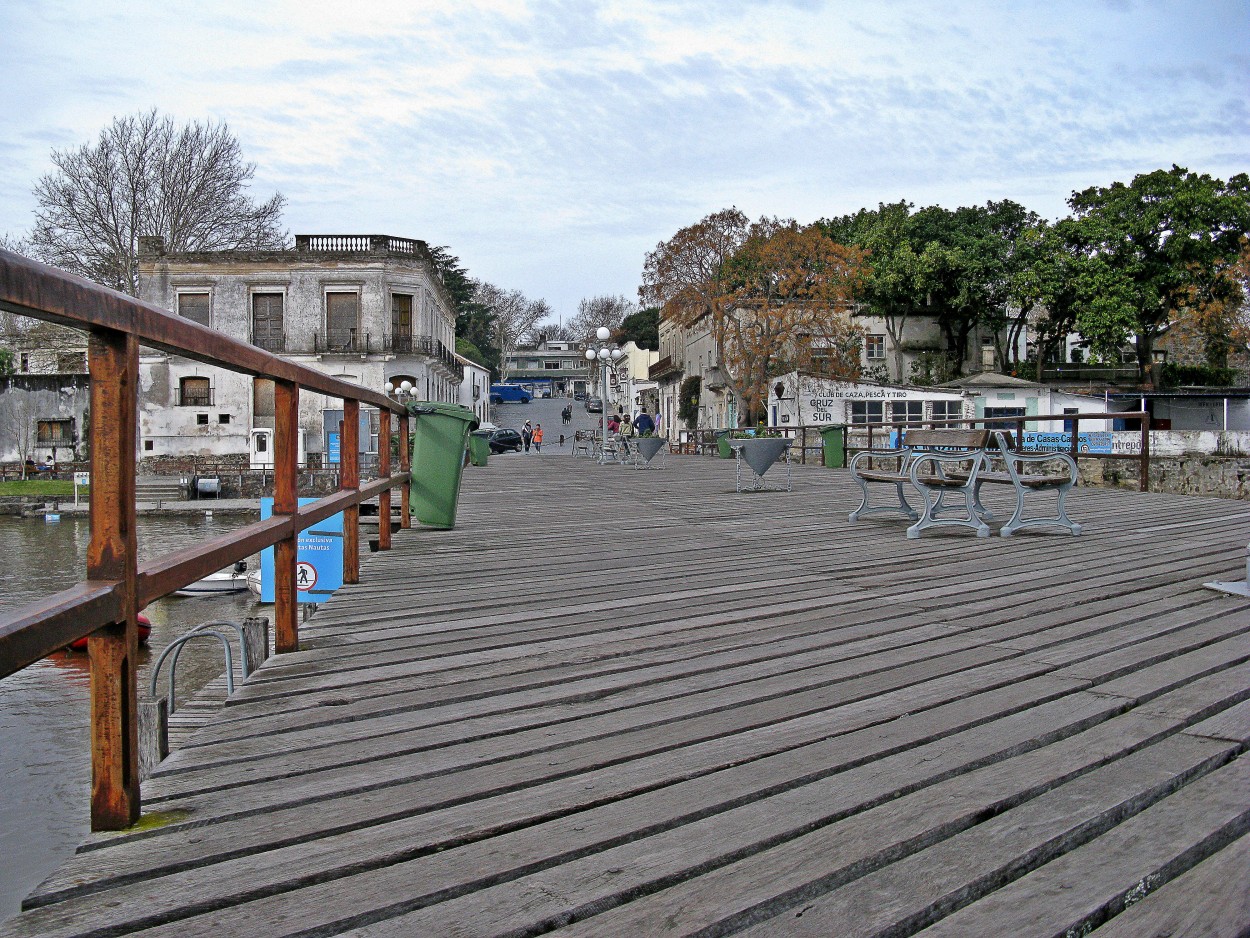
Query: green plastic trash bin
715,429,734,459
408,402,480,529
468,429,491,467
819,424,847,468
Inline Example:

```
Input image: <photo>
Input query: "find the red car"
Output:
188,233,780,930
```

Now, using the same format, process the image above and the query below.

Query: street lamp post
584,326,624,463
383,379,414,401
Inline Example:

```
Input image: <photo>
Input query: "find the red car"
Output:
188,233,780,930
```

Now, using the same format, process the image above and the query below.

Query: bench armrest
849,448,909,472
1001,449,1078,482
908,449,984,484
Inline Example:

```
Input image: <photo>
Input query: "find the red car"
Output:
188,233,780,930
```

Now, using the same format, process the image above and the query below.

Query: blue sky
1,0,1246,320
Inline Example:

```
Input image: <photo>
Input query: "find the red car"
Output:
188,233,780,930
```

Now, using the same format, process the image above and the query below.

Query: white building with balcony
136,234,464,467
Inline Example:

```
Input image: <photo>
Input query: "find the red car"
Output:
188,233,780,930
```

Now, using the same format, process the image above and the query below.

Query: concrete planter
734,437,790,476
634,436,666,465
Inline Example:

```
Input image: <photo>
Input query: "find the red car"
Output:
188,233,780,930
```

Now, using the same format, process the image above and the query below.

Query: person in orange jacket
532,423,544,453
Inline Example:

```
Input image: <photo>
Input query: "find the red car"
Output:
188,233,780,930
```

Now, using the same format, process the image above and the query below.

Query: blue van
490,384,532,404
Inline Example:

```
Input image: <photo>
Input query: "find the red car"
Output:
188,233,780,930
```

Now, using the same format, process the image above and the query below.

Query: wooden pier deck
5,454,1250,937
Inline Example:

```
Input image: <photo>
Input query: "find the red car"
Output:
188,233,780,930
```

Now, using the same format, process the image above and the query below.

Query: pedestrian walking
533,423,544,453
634,408,655,435
521,420,533,452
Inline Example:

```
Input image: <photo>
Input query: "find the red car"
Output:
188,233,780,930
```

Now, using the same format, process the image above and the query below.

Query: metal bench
849,428,992,538
970,431,1083,537
572,429,594,457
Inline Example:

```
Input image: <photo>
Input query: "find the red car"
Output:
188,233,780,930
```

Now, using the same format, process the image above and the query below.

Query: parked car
490,384,532,404
573,391,586,401
584,396,603,413
487,428,523,453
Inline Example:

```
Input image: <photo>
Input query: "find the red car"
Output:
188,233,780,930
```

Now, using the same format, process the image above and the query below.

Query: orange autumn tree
642,210,868,427
640,206,750,331
721,219,869,425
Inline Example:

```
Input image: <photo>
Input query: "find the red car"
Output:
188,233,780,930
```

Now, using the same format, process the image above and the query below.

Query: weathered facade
0,374,90,465
136,235,463,466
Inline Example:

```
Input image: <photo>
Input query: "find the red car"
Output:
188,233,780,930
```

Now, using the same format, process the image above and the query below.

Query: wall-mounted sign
259,498,344,604
1021,431,1113,455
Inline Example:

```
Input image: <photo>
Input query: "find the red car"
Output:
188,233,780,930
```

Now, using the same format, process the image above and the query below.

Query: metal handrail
148,620,251,714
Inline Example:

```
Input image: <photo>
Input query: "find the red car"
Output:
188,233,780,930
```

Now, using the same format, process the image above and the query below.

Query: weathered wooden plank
909,756,1250,938
5,455,1249,938
28,671,1100,911
548,735,1239,938
14,685,1123,936
1085,831,1250,938
246,720,1237,936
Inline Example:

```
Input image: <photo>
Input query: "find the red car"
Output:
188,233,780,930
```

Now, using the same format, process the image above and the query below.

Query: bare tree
30,109,286,295
10,397,37,478
567,295,638,344
473,280,552,380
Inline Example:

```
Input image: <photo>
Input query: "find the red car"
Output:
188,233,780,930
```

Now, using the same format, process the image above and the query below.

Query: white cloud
1,0,1246,315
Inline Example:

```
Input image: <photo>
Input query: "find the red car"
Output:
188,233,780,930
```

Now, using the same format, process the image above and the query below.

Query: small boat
246,568,263,598
68,613,151,652
175,561,250,596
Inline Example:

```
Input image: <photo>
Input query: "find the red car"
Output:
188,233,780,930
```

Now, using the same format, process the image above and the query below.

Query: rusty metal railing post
400,413,411,529
378,409,392,552
1140,414,1151,492
86,330,140,830
342,400,360,584
273,380,300,653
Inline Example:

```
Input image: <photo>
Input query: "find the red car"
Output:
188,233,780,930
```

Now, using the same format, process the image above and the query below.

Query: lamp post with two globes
383,379,414,400
584,326,624,463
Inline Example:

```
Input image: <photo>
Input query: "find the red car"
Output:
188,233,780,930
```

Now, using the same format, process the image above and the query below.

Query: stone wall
1079,455,1250,501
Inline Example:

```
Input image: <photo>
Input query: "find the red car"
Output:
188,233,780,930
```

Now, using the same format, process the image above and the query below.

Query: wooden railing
0,248,413,830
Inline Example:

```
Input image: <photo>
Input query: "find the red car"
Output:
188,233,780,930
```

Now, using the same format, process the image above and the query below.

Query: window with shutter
391,294,413,352
252,294,284,351
178,293,210,327
326,293,359,351
179,376,212,407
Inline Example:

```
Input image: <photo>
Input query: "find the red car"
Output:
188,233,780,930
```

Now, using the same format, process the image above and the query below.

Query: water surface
0,512,261,918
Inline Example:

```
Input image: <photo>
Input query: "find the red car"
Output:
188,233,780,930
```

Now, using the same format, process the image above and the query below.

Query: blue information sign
259,498,344,604
326,431,341,466
1022,431,1112,454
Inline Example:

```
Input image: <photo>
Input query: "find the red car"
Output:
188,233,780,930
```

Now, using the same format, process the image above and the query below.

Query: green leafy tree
617,307,659,350
430,247,500,377
678,376,701,429
1022,223,1086,379
905,200,1042,377
455,337,488,368
820,201,920,382
1063,166,1250,385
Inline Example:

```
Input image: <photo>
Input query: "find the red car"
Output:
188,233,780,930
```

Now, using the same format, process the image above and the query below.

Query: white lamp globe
585,349,596,361
596,326,611,342
611,347,624,360
400,380,413,393
383,381,394,393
